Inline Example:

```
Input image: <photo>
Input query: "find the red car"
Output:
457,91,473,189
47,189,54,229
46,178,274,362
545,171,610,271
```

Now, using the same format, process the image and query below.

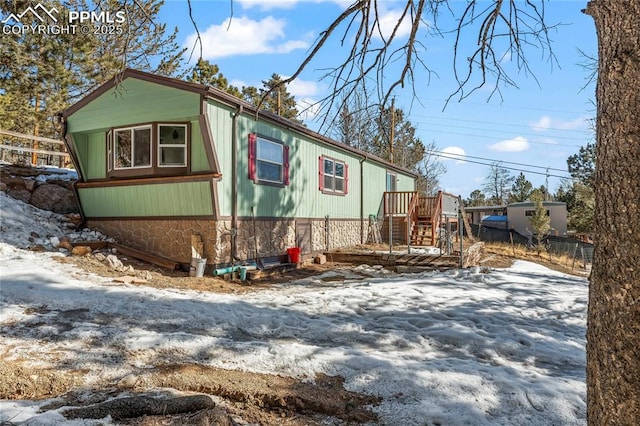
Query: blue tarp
482,215,508,222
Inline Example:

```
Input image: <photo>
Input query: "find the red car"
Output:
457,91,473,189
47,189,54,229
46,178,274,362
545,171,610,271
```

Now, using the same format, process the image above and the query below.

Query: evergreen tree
510,173,533,202
371,106,425,170
529,189,551,252
0,0,185,145
186,59,242,97
567,142,596,188
242,74,302,123
465,190,487,207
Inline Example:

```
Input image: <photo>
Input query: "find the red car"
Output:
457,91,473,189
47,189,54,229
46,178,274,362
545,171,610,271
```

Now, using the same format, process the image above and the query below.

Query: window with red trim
248,133,290,186
319,156,348,194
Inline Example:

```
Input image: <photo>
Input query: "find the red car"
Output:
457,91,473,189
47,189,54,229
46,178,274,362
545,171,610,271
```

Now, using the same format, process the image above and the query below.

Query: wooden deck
325,251,461,271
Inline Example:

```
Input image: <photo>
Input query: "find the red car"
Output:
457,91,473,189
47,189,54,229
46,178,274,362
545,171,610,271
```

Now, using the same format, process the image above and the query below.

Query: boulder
30,184,77,214
7,189,31,203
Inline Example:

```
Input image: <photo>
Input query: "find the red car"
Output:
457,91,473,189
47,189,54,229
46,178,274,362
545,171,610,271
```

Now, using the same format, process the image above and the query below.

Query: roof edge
63,68,418,178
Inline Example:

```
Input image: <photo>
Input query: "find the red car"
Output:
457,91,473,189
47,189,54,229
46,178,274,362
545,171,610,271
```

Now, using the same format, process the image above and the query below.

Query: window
525,209,550,217
158,124,187,167
318,156,348,194
106,122,190,178
386,171,397,191
114,125,151,169
107,131,113,172
248,133,290,186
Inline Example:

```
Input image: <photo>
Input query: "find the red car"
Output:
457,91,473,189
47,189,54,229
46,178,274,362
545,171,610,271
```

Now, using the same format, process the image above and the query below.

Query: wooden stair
410,216,435,246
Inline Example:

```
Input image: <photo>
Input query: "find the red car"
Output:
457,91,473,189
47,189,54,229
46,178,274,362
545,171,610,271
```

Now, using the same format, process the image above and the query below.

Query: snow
0,191,587,425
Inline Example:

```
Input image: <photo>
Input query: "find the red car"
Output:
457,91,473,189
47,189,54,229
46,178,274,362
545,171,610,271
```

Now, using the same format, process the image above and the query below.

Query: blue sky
159,0,597,199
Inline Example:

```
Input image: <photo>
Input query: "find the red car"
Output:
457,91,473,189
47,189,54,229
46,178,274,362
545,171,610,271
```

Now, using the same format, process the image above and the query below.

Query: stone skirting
88,217,365,267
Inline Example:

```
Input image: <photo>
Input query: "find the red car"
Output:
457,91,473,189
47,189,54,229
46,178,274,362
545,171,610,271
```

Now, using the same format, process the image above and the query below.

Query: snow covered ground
0,192,587,425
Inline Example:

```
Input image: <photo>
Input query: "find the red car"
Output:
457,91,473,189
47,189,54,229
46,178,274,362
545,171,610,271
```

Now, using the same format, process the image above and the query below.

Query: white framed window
107,130,113,172
114,125,152,169
319,156,348,195
158,124,187,167
257,138,284,184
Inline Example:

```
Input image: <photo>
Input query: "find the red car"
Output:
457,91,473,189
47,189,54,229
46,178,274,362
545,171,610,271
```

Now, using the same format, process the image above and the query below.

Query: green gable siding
78,181,213,218
66,78,200,133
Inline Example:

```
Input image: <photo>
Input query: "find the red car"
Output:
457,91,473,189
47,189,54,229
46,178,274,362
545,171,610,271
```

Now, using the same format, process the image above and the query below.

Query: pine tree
371,106,425,170
242,74,302,123
510,173,533,202
529,189,550,252
567,142,596,188
186,59,242,97
465,190,487,207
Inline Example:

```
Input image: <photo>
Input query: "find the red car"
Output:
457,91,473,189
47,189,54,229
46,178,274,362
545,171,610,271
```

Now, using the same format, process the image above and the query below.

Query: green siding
206,100,235,215
79,181,213,217
72,133,88,179
208,103,416,219
190,119,209,172
85,132,106,179
67,78,200,133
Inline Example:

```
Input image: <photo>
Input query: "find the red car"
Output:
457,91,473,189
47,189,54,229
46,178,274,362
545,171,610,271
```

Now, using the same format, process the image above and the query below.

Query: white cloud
237,0,300,10
287,78,319,98
441,146,466,164
531,115,590,131
185,16,309,60
530,115,552,131
488,136,530,152
374,9,414,40
296,97,321,122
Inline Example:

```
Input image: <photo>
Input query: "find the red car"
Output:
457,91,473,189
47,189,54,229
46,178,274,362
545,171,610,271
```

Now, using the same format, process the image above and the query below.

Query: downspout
231,105,243,261
359,155,366,244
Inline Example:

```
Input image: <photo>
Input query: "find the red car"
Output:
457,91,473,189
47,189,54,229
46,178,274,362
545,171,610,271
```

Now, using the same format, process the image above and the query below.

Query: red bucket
287,247,301,263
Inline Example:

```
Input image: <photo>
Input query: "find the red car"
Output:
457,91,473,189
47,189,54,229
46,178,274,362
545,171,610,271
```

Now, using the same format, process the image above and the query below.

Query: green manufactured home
62,69,417,268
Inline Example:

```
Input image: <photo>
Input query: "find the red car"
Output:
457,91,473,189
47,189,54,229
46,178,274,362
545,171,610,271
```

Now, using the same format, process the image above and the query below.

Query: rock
116,374,138,388
93,253,106,262
57,237,73,250
71,246,92,256
0,182,6,192
105,254,124,270
30,184,77,214
24,179,37,191
50,236,60,247
7,189,31,203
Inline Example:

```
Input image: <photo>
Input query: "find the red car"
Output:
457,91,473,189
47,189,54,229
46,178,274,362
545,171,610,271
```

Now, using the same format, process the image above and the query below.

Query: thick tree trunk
584,0,640,424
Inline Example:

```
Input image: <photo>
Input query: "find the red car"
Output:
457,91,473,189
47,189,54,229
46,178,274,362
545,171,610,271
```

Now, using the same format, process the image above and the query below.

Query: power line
427,150,572,180
422,128,584,148
426,150,568,173
413,113,592,135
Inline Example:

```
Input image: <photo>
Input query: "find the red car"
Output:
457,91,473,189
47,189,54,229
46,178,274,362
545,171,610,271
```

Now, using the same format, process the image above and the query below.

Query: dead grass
481,241,590,277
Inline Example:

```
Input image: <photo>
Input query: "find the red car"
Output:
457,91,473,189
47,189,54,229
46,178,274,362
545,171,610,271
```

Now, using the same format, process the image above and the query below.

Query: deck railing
383,191,417,215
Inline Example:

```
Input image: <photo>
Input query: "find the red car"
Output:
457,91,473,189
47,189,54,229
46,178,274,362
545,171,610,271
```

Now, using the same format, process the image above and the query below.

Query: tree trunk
584,1,640,424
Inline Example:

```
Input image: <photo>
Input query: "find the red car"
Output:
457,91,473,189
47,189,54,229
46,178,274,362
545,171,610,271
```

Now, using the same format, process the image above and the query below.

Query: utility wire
422,129,583,148
426,150,568,173
428,151,571,180
412,114,592,135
